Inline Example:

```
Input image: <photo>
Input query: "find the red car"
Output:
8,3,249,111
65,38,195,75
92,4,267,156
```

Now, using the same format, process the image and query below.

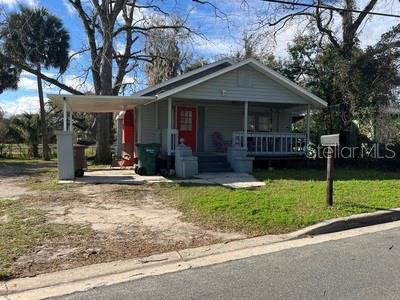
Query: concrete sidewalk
3,209,400,300
68,169,265,189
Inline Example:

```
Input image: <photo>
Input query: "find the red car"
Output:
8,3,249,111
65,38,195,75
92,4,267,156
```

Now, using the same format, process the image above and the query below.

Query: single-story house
49,58,327,179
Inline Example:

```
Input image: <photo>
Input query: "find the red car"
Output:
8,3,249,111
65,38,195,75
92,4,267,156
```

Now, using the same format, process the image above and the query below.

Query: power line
262,0,400,18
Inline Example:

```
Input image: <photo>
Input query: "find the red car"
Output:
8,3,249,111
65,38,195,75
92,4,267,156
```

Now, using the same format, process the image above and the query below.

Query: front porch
161,98,311,158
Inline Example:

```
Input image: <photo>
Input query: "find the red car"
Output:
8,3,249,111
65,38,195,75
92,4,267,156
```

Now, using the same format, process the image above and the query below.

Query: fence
0,143,97,159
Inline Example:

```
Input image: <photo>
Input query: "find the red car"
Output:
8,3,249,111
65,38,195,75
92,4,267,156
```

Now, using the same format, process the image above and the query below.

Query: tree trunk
36,64,50,161
95,21,114,164
342,0,355,58
95,113,112,164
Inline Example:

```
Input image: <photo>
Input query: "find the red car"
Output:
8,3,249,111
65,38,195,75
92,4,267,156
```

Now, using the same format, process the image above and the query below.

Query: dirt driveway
0,160,244,279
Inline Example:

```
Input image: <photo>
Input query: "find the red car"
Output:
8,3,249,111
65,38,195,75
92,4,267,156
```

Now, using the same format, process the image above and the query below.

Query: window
258,115,271,131
180,110,192,131
247,112,272,132
248,115,256,131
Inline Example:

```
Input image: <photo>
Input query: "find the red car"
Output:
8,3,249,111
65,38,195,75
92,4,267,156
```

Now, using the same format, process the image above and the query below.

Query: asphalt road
53,227,400,300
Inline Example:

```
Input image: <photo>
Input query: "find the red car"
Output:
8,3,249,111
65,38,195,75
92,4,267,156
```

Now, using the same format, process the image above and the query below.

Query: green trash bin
135,143,161,175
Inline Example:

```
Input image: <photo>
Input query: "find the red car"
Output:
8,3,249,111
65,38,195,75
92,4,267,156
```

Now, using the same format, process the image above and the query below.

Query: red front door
177,106,197,151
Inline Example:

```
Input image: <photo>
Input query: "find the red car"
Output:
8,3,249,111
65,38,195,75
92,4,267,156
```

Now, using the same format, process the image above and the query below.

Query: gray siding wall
140,103,160,143
203,104,242,152
175,66,309,104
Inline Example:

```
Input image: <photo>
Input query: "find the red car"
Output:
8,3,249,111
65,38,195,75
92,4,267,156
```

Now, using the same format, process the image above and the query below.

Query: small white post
306,104,311,145
167,97,172,156
63,100,67,131
137,105,142,143
69,110,73,132
243,101,248,149
116,113,123,158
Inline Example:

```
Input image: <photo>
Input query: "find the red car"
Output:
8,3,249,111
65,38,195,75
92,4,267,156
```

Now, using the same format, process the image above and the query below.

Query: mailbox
321,134,340,146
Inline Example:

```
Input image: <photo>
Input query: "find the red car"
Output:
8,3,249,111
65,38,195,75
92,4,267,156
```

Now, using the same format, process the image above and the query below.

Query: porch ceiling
48,94,155,112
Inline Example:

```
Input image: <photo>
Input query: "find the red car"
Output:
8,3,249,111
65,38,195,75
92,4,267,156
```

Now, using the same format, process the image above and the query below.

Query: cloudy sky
0,0,399,116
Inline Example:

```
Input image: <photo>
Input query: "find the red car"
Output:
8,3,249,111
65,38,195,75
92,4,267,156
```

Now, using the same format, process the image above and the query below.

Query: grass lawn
166,168,400,235
2,158,400,278
0,200,92,280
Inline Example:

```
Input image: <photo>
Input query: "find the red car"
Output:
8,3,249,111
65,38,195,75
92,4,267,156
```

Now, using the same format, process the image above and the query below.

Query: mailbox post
321,134,340,207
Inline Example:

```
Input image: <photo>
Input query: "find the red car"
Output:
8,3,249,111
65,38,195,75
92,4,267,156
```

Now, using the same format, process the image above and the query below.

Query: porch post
63,99,67,131
306,104,311,145
167,97,172,156
243,101,248,149
137,105,142,143
69,110,73,132
116,113,123,158
155,101,159,129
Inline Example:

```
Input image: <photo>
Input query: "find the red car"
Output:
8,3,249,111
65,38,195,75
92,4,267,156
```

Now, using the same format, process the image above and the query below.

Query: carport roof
48,94,155,112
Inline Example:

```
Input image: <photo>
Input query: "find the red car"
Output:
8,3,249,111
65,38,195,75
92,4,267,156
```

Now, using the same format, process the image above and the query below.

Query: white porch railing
232,131,306,155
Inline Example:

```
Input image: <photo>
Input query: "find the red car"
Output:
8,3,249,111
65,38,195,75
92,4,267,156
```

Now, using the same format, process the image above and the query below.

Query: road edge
2,218,400,300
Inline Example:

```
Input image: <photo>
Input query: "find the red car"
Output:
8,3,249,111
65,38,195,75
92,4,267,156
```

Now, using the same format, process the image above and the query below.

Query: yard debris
84,248,101,257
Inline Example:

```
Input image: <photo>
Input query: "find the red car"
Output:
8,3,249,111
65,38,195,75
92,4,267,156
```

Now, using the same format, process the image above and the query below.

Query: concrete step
196,155,228,163
198,161,233,173
199,161,230,168
198,167,234,173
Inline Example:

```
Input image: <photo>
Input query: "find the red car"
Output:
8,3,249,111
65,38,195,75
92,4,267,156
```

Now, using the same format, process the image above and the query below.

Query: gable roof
136,58,327,108
134,58,233,97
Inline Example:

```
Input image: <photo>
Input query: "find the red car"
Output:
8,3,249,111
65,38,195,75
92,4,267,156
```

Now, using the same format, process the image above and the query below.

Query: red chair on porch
212,132,230,152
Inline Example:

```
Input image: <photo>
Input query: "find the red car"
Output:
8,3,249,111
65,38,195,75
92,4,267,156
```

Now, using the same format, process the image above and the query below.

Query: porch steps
196,154,233,173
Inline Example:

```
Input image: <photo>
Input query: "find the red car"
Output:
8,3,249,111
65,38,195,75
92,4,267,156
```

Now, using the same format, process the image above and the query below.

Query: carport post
167,97,172,156
63,99,67,131
69,110,73,132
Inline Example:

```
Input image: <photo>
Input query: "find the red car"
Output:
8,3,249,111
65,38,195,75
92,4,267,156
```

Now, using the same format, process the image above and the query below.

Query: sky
0,0,399,116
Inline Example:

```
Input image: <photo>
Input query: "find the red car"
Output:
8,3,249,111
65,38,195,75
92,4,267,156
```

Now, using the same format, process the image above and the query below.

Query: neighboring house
49,58,327,179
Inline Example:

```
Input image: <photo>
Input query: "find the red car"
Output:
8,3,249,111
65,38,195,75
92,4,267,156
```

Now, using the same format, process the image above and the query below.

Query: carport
48,94,155,180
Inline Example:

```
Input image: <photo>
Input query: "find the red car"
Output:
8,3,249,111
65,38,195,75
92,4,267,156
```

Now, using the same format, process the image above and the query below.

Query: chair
212,132,229,152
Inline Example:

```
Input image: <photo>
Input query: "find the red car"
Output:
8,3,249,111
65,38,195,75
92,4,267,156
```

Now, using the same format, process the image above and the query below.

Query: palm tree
2,6,70,160
0,60,20,94
11,113,41,158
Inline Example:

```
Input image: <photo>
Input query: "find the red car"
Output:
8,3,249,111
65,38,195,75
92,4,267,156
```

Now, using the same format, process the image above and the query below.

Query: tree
1,6,70,160
0,106,7,142
232,31,283,71
184,57,209,72
11,113,41,158
281,25,400,137
0,60,20,93
144,17,191,85
66,0,192,163
0,1,215,164
258,0,400,136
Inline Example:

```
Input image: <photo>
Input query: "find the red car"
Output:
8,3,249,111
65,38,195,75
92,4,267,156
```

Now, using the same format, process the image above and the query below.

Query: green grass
166,168,400,235
0,200,92,280
0,157,53,164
